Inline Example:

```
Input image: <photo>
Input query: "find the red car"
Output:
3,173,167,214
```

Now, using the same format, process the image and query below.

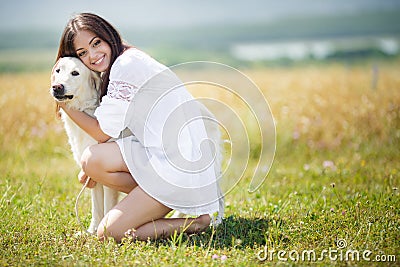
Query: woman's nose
88,49,94,59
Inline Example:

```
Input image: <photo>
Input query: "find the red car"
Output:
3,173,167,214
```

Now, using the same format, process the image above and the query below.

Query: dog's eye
55,69,60,73
71,71,80,76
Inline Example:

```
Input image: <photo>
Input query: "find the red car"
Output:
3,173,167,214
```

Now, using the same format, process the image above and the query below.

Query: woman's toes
193,214,211,232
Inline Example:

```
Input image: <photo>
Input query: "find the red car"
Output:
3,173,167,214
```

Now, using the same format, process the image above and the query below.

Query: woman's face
73,30,112,73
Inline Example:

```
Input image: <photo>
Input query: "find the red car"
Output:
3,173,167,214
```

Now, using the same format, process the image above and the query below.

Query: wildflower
330,207,335,212
303,164,310,171
212,254,219,260
125,228,135,236
124,228,136,241
221,255,227,261
261,165,269,173
292,130,300,140
323,160,337,171
342,210,346,216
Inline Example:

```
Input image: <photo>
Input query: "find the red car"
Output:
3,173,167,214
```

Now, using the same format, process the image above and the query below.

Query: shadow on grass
153,215,272,249
208,215,270,249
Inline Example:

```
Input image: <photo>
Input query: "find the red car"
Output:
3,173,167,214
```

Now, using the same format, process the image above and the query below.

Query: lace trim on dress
108,80,139,102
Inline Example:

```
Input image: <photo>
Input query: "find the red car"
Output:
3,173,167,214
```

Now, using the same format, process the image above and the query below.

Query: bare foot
187,214,211,233
122,214,211,242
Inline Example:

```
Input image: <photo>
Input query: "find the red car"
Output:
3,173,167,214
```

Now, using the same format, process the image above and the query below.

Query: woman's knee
96,216,126,243
81,142,126,174
97,223,107,242
81,145,104,176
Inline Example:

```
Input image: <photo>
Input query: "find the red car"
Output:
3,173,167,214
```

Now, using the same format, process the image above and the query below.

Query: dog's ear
51,58,62,119
90,71,102,92
51,58,61,84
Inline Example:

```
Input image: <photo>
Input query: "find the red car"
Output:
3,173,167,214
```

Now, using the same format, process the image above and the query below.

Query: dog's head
50,57,101,109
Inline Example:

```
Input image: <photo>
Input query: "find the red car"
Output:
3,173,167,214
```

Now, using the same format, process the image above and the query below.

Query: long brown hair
56,13,130,99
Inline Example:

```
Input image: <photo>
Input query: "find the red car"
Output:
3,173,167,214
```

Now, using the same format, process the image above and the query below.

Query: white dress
94,48,224,223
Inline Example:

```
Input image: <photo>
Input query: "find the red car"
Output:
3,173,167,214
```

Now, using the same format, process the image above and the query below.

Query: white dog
50,57,119,234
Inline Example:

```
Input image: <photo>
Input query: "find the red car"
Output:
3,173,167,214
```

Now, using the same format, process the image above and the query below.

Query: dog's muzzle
51,84,73,100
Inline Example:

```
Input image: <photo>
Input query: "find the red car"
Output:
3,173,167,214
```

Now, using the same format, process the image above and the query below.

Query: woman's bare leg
131,214,211,241
81,142,137,194
81,142,211,242
97,185,172,242
98,185,211,242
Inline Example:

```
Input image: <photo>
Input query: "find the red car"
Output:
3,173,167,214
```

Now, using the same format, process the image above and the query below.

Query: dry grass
253,63,400,148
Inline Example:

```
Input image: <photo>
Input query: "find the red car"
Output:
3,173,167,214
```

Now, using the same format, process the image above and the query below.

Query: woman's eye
71,71,80,76
93,39,101,47
78,51,87,57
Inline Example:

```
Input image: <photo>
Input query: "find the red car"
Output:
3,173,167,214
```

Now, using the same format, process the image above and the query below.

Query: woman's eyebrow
76,36,98,52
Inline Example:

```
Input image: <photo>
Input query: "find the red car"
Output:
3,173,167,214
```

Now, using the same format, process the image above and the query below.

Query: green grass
0,64,399,266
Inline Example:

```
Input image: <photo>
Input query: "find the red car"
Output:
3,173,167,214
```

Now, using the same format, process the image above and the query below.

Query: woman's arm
59,102,111,143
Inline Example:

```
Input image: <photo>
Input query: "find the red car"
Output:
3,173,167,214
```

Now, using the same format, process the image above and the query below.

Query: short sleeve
109,48,168,88
94,96,129,138
95,48,167,138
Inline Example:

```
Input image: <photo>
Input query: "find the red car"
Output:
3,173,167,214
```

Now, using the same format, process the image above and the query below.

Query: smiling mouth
92,56,104,65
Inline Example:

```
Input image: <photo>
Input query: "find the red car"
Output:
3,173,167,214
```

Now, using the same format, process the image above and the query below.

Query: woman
55,13,223,242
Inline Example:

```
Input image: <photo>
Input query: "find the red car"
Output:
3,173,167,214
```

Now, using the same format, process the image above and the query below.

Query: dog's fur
50,57,119,234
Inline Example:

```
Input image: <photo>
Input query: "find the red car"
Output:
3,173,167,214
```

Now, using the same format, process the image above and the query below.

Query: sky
1,0,400,32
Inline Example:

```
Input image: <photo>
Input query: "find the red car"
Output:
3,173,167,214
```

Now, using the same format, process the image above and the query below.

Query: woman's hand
57,101,66,110
78,169,97,188
56,102,111,143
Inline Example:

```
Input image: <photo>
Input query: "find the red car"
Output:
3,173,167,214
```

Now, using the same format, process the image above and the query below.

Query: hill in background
0,1,399,71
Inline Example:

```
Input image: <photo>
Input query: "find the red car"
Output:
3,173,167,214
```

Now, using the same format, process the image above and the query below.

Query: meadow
0,60,399,266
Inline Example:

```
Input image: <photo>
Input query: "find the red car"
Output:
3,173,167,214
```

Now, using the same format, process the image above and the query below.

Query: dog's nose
52,84,64,94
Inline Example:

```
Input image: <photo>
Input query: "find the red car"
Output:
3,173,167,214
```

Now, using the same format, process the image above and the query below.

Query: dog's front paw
87,224,97,235
73,230,89,238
